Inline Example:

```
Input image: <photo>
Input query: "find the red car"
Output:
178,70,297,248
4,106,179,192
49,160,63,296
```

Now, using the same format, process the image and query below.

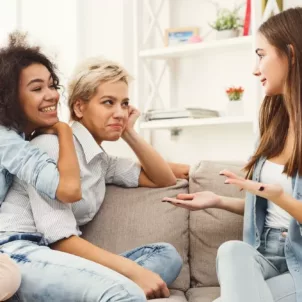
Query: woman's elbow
158,175,177,187
67,188,82,203
56,183,82,203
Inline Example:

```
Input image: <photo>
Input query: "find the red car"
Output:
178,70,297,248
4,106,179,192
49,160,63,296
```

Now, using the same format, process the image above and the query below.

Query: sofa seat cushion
81,179,190,291
189,161,245,286
186,287,220,302
153,290,188,302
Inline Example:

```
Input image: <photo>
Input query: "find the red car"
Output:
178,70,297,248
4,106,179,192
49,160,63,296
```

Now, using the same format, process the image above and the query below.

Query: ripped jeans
0,232,182,302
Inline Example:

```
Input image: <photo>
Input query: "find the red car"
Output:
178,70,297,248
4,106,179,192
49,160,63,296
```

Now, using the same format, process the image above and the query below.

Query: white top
260,160,292,229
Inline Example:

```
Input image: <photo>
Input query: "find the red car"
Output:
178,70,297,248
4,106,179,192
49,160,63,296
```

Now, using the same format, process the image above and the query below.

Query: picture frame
165,27,199,47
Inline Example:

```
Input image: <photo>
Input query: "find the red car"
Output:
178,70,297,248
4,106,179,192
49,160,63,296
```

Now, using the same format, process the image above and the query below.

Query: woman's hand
36,122,70,135
220,169,285,202
123,106,140,133
30,122,70,139
162,192,221,211
129,266,170,299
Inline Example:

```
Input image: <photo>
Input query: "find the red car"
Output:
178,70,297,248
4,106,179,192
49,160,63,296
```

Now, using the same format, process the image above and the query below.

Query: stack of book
144,108,219,121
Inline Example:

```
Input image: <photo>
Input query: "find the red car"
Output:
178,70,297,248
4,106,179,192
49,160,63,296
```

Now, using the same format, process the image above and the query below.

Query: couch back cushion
189,161,245,287
81,179,190,291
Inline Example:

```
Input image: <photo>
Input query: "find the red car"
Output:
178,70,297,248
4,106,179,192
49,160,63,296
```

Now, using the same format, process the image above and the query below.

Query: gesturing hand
162,192,221,210
220,169,284,202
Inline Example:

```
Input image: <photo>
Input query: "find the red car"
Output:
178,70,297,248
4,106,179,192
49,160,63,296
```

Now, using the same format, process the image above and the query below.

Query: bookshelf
139,36,252,60
140,116,254,130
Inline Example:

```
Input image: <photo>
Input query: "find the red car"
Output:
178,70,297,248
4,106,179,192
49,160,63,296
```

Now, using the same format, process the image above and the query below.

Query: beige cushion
188,161,245,287
153,290,188,302
81,179,190,291
186,287,220,302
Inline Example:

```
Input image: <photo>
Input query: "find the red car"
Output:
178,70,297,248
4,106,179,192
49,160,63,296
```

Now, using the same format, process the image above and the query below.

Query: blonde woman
0,57,183,301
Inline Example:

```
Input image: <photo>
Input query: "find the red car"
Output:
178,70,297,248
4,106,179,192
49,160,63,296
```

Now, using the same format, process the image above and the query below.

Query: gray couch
81,161,245,302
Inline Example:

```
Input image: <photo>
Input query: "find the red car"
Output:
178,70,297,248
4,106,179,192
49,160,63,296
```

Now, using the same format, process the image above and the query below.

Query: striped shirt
0,122,141,244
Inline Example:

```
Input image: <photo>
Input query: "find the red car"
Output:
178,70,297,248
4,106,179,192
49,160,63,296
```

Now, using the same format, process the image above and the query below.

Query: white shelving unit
140,116,254,130
139,36,253,60
131,0,298,163
133,0,263,134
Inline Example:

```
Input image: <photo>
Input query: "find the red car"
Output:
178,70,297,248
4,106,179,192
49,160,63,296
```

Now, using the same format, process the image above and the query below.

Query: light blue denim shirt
244,156,302,302
0,125,59,203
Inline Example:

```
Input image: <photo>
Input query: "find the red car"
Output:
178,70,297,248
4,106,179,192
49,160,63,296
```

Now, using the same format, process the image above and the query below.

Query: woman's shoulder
0,125,23,139
30,134,60,159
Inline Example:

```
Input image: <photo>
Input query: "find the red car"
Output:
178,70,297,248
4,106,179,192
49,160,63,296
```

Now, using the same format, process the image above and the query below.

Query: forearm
273,193,302,223
56,125,82,202
217,196,245,215
51,236,139,278
122,129,176,187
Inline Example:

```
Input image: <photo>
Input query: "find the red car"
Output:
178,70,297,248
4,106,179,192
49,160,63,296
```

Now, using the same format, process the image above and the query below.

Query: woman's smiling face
19,63,60,135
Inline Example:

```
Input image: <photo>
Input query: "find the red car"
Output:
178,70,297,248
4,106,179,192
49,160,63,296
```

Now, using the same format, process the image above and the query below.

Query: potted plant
210,5,243,40
225,86,244,116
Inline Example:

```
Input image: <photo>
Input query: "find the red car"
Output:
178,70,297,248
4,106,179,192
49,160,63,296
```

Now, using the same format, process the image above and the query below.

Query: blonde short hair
68,57,132,120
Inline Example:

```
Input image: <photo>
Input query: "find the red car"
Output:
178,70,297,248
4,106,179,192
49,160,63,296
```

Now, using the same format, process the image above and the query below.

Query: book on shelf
144,108,219,121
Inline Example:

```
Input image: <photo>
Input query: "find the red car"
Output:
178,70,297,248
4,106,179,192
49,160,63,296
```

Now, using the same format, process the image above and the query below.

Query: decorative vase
188,35,203,43
216,29,239,40
226,100,243,116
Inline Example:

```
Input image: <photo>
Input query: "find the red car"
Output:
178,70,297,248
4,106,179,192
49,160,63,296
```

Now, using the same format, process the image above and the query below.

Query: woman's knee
154,243,182,285
162,243,182,269
217,240,253,264
0,254,21,301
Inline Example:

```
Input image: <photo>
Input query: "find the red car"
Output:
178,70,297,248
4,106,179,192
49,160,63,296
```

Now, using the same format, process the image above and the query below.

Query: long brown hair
245,8,302,178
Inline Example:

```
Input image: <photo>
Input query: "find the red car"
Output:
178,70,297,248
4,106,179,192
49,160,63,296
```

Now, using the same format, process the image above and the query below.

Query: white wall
19,0,78,122
284,0,301,8
0,0,17,44
78,0,137,158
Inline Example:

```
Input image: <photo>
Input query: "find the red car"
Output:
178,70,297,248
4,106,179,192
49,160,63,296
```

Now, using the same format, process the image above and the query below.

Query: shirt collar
71,121,104,163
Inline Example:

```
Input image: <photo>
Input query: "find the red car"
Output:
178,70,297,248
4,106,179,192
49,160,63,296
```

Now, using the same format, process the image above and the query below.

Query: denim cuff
35,163,59,200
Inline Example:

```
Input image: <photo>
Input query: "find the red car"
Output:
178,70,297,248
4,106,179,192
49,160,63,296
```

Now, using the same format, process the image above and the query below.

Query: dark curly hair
0,31,60,132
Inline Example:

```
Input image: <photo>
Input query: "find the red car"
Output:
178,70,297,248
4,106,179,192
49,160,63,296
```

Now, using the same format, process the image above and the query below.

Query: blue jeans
0,233,182,302
214,228,296,302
